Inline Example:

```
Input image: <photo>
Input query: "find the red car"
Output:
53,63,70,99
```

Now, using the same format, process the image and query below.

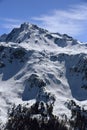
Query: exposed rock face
27,74,46,88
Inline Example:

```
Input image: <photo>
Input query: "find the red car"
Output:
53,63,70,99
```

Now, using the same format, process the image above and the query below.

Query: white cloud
33,3,87,36
2,23,20,29
3,18,22,23
0,18,23,30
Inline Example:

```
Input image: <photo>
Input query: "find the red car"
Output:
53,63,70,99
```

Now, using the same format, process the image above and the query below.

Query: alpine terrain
0,22,87,129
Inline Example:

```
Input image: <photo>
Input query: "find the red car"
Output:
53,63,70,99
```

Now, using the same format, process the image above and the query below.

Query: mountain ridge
0,22,81,47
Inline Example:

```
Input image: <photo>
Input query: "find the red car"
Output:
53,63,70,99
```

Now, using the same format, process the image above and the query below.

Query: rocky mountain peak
0,22,47,43
20,22,30,30
0,22,83,47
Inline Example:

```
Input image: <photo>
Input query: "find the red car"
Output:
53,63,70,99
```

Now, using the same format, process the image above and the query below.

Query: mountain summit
0,22,79,47
0,22,47,43
0,23,87,128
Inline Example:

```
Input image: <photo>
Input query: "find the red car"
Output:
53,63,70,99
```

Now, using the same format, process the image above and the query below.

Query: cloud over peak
33,3,87,36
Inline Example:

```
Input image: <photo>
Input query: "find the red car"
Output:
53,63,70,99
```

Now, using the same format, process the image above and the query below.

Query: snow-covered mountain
0,22,87,127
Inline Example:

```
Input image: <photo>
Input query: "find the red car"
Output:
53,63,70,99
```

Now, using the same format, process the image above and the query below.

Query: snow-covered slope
0,22,87,125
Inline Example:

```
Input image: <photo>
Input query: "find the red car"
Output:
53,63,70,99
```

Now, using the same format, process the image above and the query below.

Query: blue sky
0,0,87,42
